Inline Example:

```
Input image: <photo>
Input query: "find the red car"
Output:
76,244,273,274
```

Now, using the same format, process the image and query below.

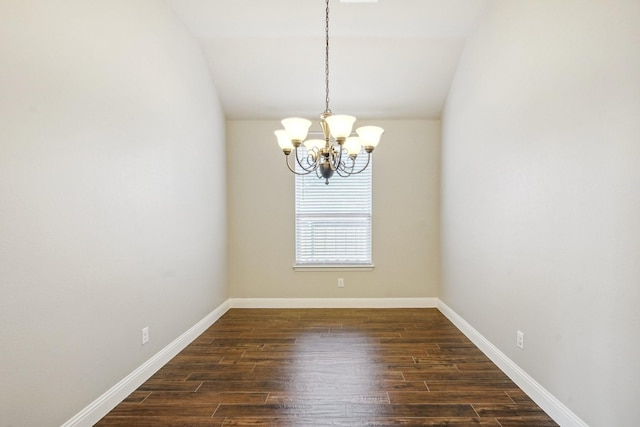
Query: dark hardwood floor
96,308,558,426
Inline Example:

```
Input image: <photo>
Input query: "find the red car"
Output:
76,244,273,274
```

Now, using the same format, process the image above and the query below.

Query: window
295,153,372,268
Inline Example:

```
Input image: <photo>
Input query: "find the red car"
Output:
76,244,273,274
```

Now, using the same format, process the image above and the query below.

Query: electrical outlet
516,330,524,350
142,327,149,345
337,278,344,288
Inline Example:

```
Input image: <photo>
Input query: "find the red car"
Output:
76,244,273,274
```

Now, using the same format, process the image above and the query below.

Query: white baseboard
436,300,588,427
229,297,438,309
62,299,231,427
62,297,432,426
64,297,584,427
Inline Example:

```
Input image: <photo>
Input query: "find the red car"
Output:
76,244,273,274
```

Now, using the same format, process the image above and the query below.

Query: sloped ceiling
167,0,488,119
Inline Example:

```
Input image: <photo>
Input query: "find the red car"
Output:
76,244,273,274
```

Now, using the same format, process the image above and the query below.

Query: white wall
441,1,640,425
0,1,227,426
227,120,439,299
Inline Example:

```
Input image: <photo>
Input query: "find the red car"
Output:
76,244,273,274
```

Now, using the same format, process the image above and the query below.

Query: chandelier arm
343,152,372,175
285,153,316,176
334,167,352,177
294,146,320,172
334,153,356,177
327,143,345,172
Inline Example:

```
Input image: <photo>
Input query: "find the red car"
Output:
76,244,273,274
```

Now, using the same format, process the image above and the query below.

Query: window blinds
295,151,372,265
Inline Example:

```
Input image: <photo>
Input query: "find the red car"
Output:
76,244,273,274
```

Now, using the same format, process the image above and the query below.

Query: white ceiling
166,0,488,120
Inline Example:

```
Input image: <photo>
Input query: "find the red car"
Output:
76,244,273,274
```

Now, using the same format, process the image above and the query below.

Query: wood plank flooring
96,308,558,426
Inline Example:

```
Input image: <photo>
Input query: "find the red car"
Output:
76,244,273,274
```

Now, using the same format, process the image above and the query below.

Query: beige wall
0,1,227,425
228,120,439,298
441,1,640,425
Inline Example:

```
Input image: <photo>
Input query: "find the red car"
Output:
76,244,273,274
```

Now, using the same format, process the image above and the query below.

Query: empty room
1,0,638,426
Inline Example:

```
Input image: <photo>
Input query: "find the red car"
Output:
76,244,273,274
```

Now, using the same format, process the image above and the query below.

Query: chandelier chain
324,0,331,114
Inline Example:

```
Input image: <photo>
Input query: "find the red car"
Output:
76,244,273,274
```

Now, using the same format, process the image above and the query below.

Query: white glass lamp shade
275,130,294,151
356,125,384,149
325,115,356,142
344,137,362,156
303,139,325,153
281,117,312,144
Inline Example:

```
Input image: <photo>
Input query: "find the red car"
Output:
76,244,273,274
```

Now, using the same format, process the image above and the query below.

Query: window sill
293,264,375,272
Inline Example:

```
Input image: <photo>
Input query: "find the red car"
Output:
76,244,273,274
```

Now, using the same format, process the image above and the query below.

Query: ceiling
166,0,488,120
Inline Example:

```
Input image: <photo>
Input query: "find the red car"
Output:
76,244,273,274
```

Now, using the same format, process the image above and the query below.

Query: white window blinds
295,153,372,266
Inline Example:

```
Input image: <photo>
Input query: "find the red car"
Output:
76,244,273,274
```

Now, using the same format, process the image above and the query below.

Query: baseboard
62,299,232,427
64,297,583,427
229,297,438,309
63,297,432,426
436,300,588,427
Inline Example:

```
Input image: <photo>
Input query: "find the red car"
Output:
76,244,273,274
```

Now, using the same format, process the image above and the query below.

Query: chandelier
274,0,384,185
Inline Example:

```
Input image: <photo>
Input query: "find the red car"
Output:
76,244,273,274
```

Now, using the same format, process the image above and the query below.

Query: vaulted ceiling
167,0,488,120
